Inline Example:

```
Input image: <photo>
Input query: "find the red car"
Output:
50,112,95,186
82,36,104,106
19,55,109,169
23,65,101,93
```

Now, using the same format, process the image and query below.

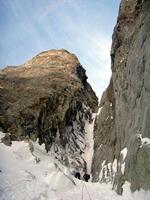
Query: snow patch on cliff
141,137,150,147
84,113,96,174
120,147,128,174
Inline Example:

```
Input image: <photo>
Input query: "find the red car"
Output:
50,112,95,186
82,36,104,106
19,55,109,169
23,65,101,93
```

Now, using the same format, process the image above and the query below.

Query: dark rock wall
92,0,150,193
92,79,117,182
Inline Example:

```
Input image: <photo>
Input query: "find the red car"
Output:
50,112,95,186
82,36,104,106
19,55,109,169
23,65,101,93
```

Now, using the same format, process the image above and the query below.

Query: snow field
0,131,150,200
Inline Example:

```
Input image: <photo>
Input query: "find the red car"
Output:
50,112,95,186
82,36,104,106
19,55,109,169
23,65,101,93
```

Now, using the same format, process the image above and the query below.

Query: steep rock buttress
0,49,98,170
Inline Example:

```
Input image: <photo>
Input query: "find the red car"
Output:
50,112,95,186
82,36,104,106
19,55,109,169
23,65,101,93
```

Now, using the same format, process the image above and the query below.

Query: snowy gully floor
0,132,149,200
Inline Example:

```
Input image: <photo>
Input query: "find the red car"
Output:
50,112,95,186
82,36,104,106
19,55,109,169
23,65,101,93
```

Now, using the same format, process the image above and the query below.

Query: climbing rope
81,181,92,200
82,182,84,200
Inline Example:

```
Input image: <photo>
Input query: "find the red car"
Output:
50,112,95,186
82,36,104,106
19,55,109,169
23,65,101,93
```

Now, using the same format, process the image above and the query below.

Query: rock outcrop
0,49,98,170
92,0,150,194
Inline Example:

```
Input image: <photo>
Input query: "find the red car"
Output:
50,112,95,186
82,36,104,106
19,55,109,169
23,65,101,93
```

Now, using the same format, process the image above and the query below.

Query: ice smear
120,147,128,161
97,107,102,116
120,147,128,174
112,159,117,174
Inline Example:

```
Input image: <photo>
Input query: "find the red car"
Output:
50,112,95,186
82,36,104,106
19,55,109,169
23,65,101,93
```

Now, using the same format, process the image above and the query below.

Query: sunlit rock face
92,0,150,194
0,49,98,169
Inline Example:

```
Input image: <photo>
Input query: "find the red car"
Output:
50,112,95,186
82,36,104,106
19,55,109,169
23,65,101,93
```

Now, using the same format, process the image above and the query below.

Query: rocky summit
92,0,150,194
0,49,98,169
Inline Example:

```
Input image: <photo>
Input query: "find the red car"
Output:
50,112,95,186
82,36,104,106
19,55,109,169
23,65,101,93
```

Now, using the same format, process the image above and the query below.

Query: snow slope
0,131,150,200
84,113,96,174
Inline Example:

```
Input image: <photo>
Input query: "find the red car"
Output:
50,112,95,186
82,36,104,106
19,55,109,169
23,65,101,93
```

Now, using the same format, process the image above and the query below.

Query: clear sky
0,0,120,98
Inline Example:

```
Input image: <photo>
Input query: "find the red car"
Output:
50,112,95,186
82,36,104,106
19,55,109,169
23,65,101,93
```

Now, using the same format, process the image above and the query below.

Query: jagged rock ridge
0,49,98,170
92,0,150,194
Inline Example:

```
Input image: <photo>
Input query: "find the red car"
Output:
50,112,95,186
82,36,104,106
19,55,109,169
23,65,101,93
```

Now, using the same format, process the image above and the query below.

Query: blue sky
0,0,120,98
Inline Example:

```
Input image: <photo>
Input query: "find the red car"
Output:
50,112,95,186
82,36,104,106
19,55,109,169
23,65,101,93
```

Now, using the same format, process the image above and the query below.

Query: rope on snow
82,181,92,200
